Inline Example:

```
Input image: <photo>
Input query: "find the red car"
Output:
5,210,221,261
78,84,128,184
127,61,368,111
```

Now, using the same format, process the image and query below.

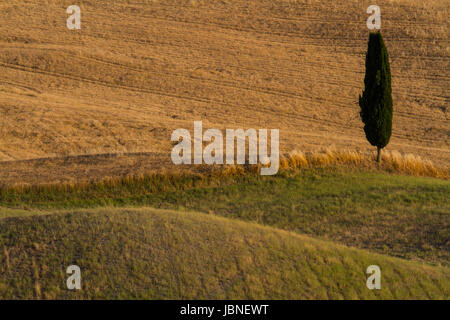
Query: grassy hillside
0,207,448,299
2,168,449,266
0,0,448,301
0,0,448,175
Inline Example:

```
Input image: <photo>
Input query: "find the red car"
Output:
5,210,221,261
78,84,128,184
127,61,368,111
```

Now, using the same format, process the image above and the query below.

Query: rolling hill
1,207,448,299
0,168,448,299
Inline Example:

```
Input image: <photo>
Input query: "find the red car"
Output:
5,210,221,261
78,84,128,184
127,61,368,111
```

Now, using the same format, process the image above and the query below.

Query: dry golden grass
281,148,448,179
0,0,448,180
1,148,447,192
215,148,449,179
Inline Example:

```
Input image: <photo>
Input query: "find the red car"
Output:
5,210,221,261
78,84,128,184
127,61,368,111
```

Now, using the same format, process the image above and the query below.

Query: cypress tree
359,31,393,162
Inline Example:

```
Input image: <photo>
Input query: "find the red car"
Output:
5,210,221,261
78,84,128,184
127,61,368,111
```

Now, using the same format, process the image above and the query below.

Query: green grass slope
2,169,449,265
0,207,448,299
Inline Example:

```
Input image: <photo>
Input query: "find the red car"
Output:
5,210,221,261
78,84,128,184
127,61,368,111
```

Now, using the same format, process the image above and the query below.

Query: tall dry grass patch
1,149,446,196
280,149,448,179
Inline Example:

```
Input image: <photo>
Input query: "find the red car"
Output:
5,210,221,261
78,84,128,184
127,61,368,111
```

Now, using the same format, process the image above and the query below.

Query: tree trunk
376,147,382,163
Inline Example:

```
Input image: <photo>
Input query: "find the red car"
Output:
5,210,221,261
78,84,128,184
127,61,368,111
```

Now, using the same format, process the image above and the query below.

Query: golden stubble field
0,0,448,184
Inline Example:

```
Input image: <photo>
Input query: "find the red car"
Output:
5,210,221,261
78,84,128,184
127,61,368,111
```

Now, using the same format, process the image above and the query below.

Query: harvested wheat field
0,0,448,183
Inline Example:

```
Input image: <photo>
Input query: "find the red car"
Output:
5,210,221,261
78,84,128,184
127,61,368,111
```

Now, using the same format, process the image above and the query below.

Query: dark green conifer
359,31,393,162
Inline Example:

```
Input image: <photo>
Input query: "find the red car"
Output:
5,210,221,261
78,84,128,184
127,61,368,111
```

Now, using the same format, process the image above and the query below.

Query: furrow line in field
0,61,444,144
39,51,448,122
